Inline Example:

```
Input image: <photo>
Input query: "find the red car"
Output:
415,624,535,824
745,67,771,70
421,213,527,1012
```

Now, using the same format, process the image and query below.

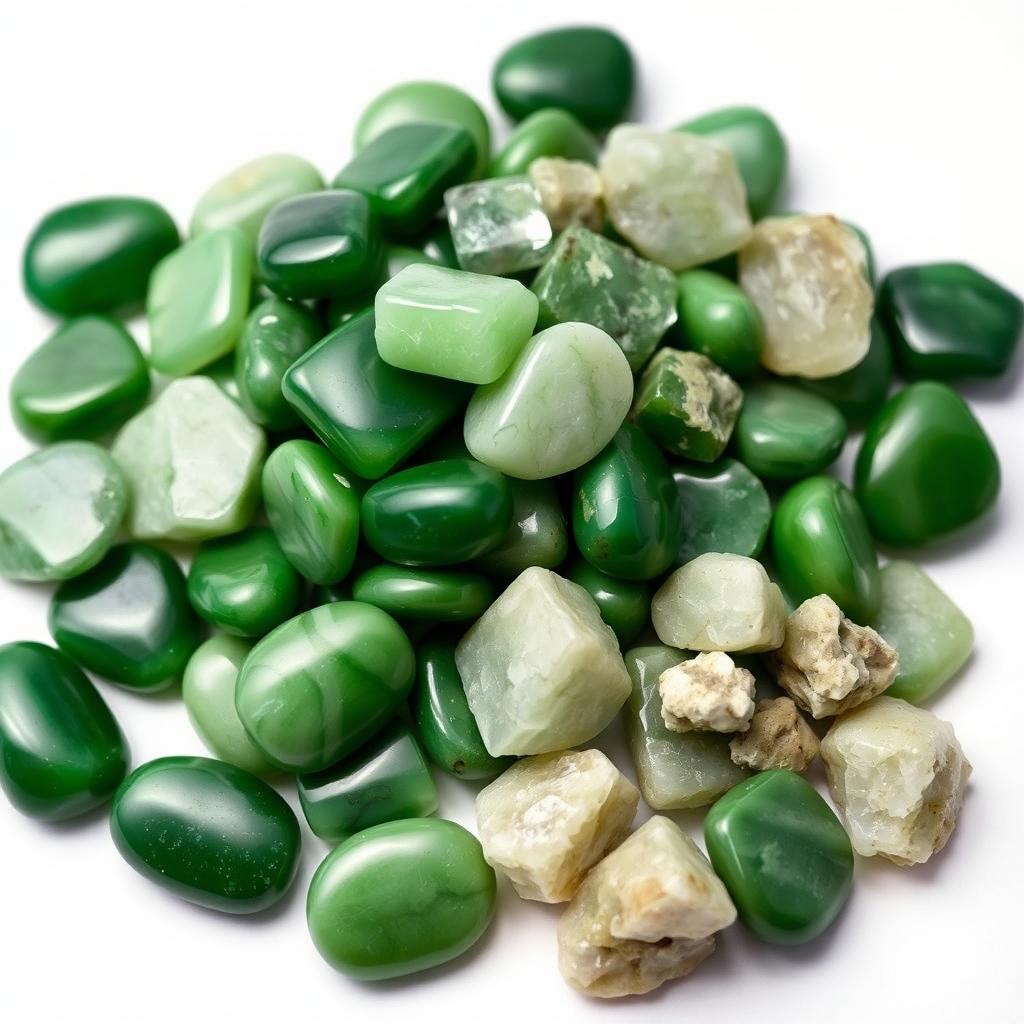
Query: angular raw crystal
821,696,971,866
658,652,756,733
729,697,819,773
739,214,874,378
475,749,639,903
455,567,631,756
527,157,604,232
599,125,752,271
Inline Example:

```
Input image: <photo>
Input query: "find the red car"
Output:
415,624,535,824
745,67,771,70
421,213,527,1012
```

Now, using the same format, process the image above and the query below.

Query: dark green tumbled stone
353,565,493,622
489,108,599,177
566,558,649,646
416,220,460,269
676,269,763,377
474,477,568,578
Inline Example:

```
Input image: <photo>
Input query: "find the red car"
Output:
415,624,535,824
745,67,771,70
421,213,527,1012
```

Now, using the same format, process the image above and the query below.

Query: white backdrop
1,1,1021,1021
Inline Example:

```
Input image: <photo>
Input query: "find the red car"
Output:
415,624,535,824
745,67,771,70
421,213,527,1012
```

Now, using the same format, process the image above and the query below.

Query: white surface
0,1,1021,1021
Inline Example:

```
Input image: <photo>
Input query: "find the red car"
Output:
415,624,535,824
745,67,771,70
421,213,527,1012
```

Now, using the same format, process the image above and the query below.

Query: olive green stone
489,108,599,177
676,269,763,377
474,478,568,578
353,565,493,622
567,558,649,646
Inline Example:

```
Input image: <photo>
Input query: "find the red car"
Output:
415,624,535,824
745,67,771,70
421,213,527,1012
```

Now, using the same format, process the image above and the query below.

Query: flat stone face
475,749,639,903
821,696,972,866
528,157,604,232
729,697,819,773
658,652,756,733
455,567,631,756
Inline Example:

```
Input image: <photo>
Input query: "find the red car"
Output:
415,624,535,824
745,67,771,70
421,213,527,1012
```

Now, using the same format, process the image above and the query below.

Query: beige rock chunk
476,749,639,903
557,816,735,997
729,697,820,772
821,696,971,866
771,594,898,719
658,652,755,734
528,157,604,232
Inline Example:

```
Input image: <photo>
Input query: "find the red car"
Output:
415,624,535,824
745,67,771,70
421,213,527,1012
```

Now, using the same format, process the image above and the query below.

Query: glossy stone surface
567,559,649,647
675,269,763,377
235,601,414,773
10,316,150,442
353,565,493,622
475,478,568,577
24,196,179,316
50,543,201,691
110,755,300,914
0,442,127,582
490,108,599,177
307,817,496,979
0,641,128,820
855,382,1000,546
704,770,853,944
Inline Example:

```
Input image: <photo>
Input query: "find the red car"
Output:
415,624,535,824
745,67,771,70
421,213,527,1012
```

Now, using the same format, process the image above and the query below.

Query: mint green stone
489,108,599,177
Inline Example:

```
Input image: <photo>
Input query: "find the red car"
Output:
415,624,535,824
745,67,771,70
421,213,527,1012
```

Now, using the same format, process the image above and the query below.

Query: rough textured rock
528,157,604,232
729,697,819,772
658,652,755,733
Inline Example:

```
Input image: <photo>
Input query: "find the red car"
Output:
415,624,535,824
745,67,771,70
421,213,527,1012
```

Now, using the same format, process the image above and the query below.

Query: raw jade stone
567,559,650,646
528,158,604,233
733,380,847,481
0,641,129,820
532,225,677,371
353,565,493,622
307,818,496,979
297,720,438,843
623,646,748,810
474,478,568,577
110,755,300,914
489,108,599,177
375,263,538,384
190,154,324,243
492,26,634,131
23,197,179,316
147,227,253,376
854,382,1000,546
573,424,680,581
771,476,880,622
262,440,360,586
10,316,150,442
49,543,201,692
704,770,853,944
464,322,634,480
879,262,1022,379
334,122,475,236
675,269,763,377
235,601,415,773
0,442,127,582
673,459,771,565
283,310,468,479
113,377,266,541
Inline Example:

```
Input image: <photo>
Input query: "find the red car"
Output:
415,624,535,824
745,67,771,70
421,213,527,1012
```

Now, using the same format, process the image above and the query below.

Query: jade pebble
204,351,243,404
489,108,599,177
474,478,568,577
353,565,493,622
676,269,763,377
567,558,649,646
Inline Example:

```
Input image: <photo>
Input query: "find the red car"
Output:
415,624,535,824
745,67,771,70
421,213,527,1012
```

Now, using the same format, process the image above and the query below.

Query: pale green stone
464,322,633,480
112,377,265,541
375,264,538,384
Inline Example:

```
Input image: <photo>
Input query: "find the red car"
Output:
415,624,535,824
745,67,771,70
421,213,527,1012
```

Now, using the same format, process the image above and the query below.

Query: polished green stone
306,817,496,979
10,316,150,442
205,351,243,404
416,220,460,268
111,755,300,914
566,558,649,646
474,478,568,577
23,197,179,316
235,601,415,773
771,476,880,622
493,26,634,131
846,221,877,285
489,108,599,177
0,641,128,820
855,382,1000,546
705,770,853,944
676,269,763,377
50,543,201,691
353,565,493,622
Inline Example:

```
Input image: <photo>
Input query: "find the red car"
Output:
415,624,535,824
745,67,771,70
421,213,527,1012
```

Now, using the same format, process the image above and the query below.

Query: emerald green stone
474,478,568,577
493,26,634,131
704,770,853,944
676,269,763,377
846,221,877,285
416,220,460,268
111,755,300,914
10,316,150,442
0,641,128,820
566,558,649,646
204,351,243,404
771,476,880,622
855,382,1000,546
0,442,127,582
879,262,1022,379
353,565,493,622
489,108,599,177
23,197,179,316
306,817,496,979
235,601,415,773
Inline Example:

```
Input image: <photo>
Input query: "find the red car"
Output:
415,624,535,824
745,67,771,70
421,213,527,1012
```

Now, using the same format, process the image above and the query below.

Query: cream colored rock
476,749,639,903
528,157,604,232
599,126,752,271
821,696,971,866
557,815,735,997
729,697,819,772
739,214,873,378
658,652,755,734
772,595,898,719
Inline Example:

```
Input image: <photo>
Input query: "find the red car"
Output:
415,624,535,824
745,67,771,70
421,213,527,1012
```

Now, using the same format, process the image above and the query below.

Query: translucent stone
729,697,819,773
652,553,786,653
739,214,874,378
475,749,639,903
455,566,631,756
821,696,971,866
658,652,755,733
599,125,752,271
527,157,604,232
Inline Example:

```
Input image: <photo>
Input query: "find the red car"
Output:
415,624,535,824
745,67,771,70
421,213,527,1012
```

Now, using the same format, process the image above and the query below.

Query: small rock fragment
527,157,604,232
729,697,819,772
658,652,755,734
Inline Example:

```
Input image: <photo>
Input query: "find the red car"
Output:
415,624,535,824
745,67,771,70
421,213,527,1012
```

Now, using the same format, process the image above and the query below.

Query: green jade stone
0,641,128,820
567,559,650,647
474,478,568,577
416,220,460,268
704,770,854,944
676,269,764,377
846,221,877,285
353,565,493,622
50,543,201,692
489,108,599,177
205,351,243,404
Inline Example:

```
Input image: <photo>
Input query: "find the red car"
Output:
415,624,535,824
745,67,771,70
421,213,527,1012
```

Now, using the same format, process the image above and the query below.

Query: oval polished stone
361,459,512,566
353,565,493,622
489,108,599,177
50,543,201,692
235,601,415,773
676,269,764,377
0,641,129,820
110,755,300,914
566,558,650,647
573,424,680,581
307,817,496,979
474,478,568,578
23,197,179,316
